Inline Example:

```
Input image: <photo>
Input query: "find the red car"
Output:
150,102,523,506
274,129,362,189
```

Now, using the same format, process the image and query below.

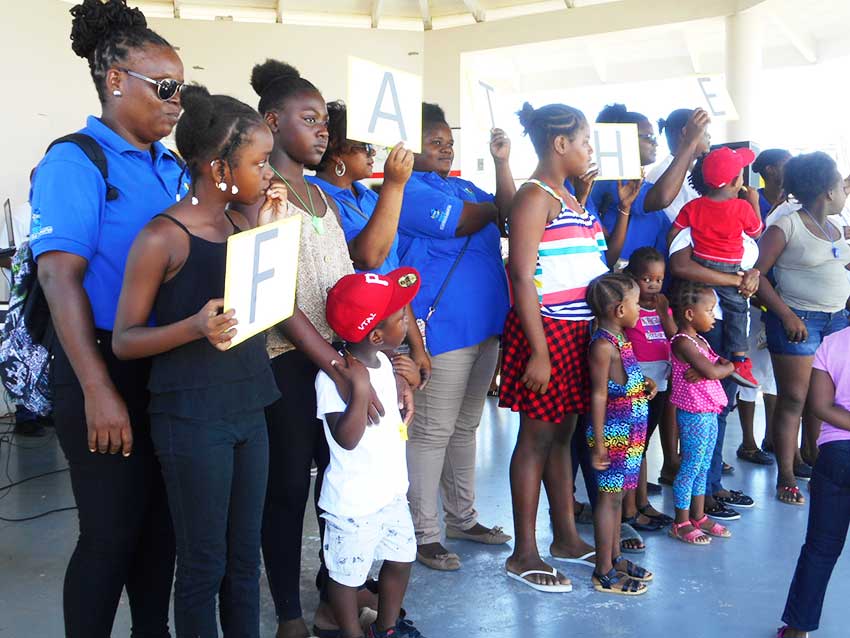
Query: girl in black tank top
112,86,285,638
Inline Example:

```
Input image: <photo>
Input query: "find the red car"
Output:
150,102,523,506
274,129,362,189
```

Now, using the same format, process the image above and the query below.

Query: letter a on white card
347,57,422,153
223,216,301,348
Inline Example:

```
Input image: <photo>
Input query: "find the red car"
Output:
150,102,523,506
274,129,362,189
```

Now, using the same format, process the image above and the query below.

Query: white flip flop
550,550,595,567
505,567,573,593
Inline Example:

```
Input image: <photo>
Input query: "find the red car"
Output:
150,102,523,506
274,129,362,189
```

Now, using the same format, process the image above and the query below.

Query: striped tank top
526,179,608,321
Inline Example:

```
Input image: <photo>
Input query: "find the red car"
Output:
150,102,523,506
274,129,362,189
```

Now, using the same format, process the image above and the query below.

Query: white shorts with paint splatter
321,495,416,587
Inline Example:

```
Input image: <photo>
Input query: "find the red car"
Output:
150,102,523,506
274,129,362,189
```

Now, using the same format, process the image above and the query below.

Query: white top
315,351,408,518
645,154,699,223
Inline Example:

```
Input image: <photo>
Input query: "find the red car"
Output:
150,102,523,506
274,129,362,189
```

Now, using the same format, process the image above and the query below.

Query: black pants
782,440,850,631
53,332,175,638
261,349,330,622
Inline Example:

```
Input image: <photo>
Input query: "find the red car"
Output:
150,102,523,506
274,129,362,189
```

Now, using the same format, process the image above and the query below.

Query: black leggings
53,332,175,638
261,349,330,622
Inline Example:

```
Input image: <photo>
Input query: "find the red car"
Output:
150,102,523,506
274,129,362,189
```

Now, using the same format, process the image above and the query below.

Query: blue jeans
694,257,750,354
701,320,736,495
766,307,849,356
782,440,850,631
152,409,269,638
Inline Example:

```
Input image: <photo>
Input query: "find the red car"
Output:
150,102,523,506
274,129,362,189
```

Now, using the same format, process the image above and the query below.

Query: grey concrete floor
0,398,847,638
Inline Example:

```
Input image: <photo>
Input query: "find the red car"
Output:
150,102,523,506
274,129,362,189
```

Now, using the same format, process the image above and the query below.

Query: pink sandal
668,520,711,545
691,514,731,538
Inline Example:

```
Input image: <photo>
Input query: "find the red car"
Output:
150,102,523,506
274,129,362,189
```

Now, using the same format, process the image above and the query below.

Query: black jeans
261,349,330,622
152,410,268,638
52,332,175,638
782,440,850,631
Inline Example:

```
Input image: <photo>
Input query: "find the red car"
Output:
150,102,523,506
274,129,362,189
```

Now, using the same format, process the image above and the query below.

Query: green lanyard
270,165,325,235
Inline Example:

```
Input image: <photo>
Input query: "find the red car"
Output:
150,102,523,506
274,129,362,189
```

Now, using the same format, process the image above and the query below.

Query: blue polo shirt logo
430,204,452,231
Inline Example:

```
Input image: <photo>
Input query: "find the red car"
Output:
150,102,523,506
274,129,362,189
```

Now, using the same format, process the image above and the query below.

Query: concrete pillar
724,10,763,142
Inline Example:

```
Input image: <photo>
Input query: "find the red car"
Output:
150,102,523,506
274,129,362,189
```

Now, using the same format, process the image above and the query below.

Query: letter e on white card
347,57,422,153
695,76,739,121
592,123,642,181
222,216,301,348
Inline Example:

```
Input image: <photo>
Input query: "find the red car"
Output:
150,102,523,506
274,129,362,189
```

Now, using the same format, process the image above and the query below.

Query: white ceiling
61,0,624,30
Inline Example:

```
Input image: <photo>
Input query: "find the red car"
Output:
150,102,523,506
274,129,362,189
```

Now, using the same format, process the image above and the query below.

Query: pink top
625,307,672,363
670,333,729,414
814,326,850,446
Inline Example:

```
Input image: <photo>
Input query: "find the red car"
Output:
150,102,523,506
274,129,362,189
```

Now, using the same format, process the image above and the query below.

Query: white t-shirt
645,154,699,223
315,351,408,518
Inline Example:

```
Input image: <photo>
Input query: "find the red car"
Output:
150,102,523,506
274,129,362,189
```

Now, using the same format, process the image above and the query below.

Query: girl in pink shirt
668,280,735,545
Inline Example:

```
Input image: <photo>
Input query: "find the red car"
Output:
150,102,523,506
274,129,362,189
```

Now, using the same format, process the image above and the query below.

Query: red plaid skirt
498,309,591,422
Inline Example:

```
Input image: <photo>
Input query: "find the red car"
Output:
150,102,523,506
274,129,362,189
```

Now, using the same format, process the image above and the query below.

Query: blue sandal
613,555,653,582
592,568,647,596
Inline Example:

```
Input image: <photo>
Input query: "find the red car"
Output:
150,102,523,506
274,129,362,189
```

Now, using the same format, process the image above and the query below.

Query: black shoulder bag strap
45,133,119,201
424,236,472,323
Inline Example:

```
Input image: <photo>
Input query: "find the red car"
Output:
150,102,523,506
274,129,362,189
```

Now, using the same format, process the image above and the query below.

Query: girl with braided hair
29,1,187,635
112,84,284,637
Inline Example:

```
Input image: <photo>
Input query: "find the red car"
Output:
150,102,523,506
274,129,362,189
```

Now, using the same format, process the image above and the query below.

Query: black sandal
592,568,647,595
622,514,665,532
613,555,653,582
638,504,674,526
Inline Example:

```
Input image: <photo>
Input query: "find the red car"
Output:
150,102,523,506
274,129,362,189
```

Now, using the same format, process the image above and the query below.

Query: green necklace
270,164,325,235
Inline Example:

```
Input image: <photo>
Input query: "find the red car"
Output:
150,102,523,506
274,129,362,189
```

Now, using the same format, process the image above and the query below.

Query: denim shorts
765,307,849,356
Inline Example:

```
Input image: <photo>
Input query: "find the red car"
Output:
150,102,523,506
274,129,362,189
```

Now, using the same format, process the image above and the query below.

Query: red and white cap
326,267,421,343
702,146,756,189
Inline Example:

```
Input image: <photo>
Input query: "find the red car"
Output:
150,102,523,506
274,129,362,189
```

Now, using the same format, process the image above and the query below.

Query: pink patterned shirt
670,333,729,414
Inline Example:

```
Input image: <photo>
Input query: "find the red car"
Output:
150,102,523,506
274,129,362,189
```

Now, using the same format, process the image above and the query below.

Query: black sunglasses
118,68,184,101
349,142,376,156
638,134,658,144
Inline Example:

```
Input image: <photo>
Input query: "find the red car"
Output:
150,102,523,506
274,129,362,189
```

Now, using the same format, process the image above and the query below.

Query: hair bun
598,103,628,121
250,59,301,97
69,0,146,60
657,117,667,133
179,84,215,129
517,102,537,131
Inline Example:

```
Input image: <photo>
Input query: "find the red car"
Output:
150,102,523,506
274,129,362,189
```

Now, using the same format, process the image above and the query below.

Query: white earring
231,184,239,195
112,89,122,97
218,182,227,192
335,160,346,177
191,196,199,205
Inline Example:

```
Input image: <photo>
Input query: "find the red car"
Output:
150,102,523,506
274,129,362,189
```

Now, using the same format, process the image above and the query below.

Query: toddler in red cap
668,146,764,388
317,267,425,638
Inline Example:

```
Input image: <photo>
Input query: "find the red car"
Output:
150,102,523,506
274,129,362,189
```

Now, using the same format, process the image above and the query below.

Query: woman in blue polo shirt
399,102,514,571
308,101,430,387
28,2,188,636
753,148,791,221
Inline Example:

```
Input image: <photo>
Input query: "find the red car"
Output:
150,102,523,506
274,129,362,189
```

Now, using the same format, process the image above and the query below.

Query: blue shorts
765,307,849,356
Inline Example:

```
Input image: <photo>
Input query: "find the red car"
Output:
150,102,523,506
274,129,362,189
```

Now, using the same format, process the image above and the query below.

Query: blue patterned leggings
673,409,718,510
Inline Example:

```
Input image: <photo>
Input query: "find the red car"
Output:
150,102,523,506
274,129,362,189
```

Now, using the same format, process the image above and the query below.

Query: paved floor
0,398,846,637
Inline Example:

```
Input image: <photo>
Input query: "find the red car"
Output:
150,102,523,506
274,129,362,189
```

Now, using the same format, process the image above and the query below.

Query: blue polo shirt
590,180,671,261
30,116,189,331
306,176,400,275
397,171,509,356
758,188,772,221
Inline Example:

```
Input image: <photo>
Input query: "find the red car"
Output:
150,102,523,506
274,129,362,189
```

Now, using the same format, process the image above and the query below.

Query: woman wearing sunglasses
28,1,187,636
308,101,430,388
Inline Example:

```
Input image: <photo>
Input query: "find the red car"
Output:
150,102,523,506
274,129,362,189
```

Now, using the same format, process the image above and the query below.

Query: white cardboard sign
592,123,642,181
695,76,739,121
346,57,423,153
222,216,301,347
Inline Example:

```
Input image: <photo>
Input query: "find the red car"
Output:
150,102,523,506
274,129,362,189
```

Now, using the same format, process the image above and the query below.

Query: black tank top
147,213,280,418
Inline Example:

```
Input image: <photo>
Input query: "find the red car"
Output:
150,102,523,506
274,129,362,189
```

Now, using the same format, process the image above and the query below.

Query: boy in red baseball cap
317,267,424,638
668,146,764,388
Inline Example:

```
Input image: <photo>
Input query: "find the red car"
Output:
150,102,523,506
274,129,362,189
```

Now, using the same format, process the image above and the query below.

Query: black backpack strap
45,133,119,201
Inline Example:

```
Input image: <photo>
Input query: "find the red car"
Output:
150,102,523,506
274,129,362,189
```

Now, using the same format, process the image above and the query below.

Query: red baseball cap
326,267,421,343
701,146,756,189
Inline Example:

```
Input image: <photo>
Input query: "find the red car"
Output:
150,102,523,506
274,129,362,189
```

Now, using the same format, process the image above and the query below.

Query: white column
725,10,763,142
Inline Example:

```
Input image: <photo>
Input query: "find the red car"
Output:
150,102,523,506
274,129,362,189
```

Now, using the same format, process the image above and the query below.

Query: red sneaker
731,358,759,389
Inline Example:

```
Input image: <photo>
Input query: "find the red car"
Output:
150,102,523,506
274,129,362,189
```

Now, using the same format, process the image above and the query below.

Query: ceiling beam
172,0,180,19
462,0,486,22
275,0,284,23
768,10,817,63
684,34,702,73
419,0,432,30
370,0,383,28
